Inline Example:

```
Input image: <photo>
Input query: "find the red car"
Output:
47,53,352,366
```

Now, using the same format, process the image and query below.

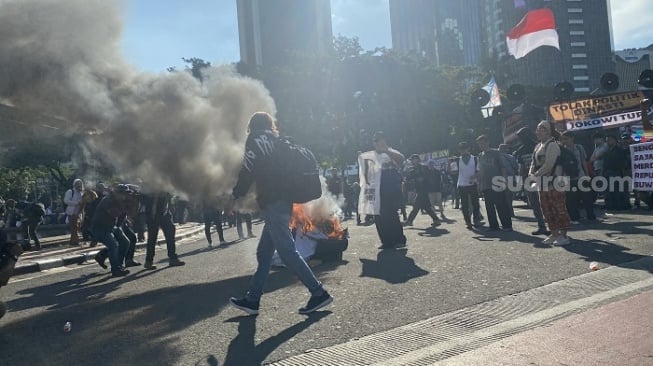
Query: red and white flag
506,8,559,59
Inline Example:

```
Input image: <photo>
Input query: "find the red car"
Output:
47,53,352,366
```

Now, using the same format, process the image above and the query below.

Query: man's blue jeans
94,227,129,271
246,201,324,302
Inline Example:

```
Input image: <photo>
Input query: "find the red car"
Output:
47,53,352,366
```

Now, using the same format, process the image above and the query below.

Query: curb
13,225,205,276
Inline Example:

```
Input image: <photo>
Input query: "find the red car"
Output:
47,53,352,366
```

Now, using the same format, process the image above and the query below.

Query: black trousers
482,189,512,229
204,211,225,243
407,191,439,224
566,179,596,220
135,212,146,241
374,191,406,247
146,214,177,261
22,220,41,248
123,223,137,262
458,185,482,225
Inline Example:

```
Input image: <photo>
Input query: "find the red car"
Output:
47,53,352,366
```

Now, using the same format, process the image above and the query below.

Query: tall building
390,0,615,93
614,48,653,92
484,0,615,92
389,0,484,66
237,0,333,67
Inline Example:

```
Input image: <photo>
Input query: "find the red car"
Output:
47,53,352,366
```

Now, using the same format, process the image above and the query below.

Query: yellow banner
549,91,645,122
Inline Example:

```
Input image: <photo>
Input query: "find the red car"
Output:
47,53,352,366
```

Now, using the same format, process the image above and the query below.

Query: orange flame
290,204,346,239
290,204,314,234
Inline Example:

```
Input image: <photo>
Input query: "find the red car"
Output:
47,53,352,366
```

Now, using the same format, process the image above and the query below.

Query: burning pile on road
290,204,347,240
272,203,349,267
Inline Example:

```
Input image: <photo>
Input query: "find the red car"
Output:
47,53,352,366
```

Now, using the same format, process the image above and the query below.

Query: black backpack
274,137,322,204
31,203,46,218
556,144,580,178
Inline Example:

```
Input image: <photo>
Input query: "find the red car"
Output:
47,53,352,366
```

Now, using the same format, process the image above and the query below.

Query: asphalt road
1,203,652,366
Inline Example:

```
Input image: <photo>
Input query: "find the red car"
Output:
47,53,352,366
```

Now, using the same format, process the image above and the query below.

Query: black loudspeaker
471,89,491,107
600,72,619,91
639,69,653,89
553,81,574,101
507,84,525,102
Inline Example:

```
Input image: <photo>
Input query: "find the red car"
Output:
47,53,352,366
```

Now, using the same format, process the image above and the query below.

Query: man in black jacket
90,185,135,277
21,202,45,251
225,112,332,316
603,135,629,211
404,155,442,227
143,192,185,269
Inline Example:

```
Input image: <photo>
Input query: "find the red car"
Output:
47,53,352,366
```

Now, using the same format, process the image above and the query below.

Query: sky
121,0,653,73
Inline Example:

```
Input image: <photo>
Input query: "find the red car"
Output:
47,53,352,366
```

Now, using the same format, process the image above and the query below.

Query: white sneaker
554,236,572,246
543,235,557,244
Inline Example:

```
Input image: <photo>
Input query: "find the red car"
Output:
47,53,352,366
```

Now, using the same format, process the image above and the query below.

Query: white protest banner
358,150,381,215
566,105,653,131
630,141,653,191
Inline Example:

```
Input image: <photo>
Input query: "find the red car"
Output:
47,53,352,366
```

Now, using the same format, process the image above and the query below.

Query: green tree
169,57,212,83
237,36,488,165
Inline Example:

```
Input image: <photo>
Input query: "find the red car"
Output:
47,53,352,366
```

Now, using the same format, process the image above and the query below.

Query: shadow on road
470,229,546,248
562,238,652,273
0,261,345,365
222,311,331,366
359,249,428,284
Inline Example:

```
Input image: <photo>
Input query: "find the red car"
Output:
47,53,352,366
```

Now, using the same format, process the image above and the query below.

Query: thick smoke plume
0,0,275,201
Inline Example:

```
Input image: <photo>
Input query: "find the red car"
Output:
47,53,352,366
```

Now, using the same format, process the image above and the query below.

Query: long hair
247,112,278,135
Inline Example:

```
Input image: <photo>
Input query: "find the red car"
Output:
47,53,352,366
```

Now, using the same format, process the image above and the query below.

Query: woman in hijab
529,121,572,246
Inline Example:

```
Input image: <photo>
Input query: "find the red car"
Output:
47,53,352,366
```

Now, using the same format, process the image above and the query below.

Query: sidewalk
13,222,205,275
435,289,653,366
272,255,653,366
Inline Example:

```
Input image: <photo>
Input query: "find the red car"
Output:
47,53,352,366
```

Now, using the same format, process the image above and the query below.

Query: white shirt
457,155,479,187
64,189,83,216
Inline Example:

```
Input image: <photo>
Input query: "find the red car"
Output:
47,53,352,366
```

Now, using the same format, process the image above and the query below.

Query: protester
476,135,512,231
94,185,142,269
498,144,518,218
21,202,45,251
121,220,141,268
362,131,408,249
203,196,226,247
530,121,571,245
143,191,185,269
63,179,84,246
514,127,549,235
447,156,460,209
0,228,23,319
2,199,19,229
343,179,358,220
603,134,629,211
226,111,332,315
349,181,362,225
326,168,344,197
91,185,134,277
456,142,483,230
236,212,255,240
559,131,596,222
81,188,99,246
427,160,446,219
404,154,442,227
589,133,608,178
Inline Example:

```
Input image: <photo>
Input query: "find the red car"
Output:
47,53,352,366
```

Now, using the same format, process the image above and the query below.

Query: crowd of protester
0,179,261,274
2,110,653,319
